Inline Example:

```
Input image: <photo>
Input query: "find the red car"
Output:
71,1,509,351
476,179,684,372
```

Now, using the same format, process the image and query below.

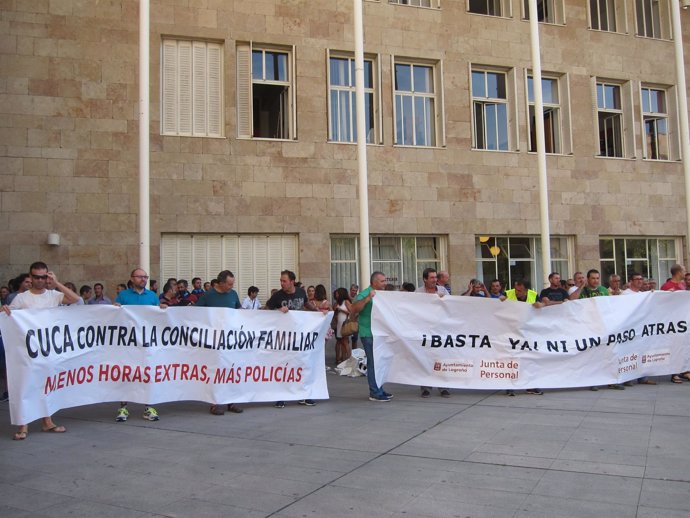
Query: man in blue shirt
114,268,161,422
196,270,243,415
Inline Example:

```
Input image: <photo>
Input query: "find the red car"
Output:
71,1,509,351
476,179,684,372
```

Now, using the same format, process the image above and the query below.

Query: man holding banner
195,270,244,415
2,261,79,440
351,271,392,402
114,268,162,422
265,270,316,408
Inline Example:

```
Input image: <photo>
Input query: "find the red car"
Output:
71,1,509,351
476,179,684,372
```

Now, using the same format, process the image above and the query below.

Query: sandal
13,430,27,441
671,375,683,384
681,372,690,381
42,425,66,433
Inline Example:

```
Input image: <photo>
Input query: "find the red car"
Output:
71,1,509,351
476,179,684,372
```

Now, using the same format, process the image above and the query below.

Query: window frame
635,0,671,40
330,235,448,292
599,236,681,286
389,0,441,9
392,56,445,148
236,41,297,141
475,235,573,289
522,0,565,25
588,0,628,33
326,50,382,145
161,37,224,138
591,77,635,159
470,65,517,152
467,0,512,17
639,84,677,161
525,72,571,155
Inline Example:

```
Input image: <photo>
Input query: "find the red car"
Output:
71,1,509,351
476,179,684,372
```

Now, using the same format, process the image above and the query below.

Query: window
595,80,635,158
475,236,572,289
641,86,670,160
589,0,626,32
161,38,223,137
523,0,564,24
635,0,670,39
468,0,510,16
599,237,680,286
160,234,298,300
390,0,439,8
527,74,565,154
328,52,380,144
330,235,447,292
394,60,442,147
236,42,295,140
471,68,513,151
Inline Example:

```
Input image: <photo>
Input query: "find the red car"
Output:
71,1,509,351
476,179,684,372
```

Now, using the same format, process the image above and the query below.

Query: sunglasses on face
31,275,48,280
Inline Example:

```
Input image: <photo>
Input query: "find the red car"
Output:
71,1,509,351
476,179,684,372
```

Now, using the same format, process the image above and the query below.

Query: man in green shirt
573,269,609,299
350,271,392,402
576,269,624,391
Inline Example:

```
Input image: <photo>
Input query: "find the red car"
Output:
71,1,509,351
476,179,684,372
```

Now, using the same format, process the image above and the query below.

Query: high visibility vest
505,288,537,303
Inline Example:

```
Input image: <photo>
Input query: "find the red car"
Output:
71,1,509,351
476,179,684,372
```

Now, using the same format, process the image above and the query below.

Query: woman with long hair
333,287,353,365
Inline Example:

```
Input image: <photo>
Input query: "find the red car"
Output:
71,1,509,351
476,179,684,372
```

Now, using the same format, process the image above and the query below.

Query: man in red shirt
660,264,689,383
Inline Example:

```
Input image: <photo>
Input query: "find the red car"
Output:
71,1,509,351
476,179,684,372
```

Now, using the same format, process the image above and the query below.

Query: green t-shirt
579,285,609,298
354,286,374,338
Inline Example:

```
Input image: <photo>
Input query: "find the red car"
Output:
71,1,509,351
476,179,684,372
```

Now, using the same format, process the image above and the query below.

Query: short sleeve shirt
265,287,308,311
115,288,159,306
355,286,374,338
579,286,609,298
539,287,570,302
195,288,241,309
10,289,64,309
415,286,449,296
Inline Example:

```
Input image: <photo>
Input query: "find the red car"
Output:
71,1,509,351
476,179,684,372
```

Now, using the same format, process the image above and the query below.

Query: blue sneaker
368,395,391,402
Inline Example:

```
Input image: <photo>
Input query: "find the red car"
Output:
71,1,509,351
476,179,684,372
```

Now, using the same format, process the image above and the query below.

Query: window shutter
620,81,633,158
236,43,252,138
561,74,572,154
162,40,178,134
160,235,177,280
222,235,239,276
252,237,269,299
238,236,255,296
193,41,208,136
177,236,193,280
206,236,223,279
590,77,600,154
178,41,193,135
207,43,222,137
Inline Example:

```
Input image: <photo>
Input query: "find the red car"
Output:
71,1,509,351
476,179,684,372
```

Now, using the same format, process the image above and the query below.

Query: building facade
1,0,689,297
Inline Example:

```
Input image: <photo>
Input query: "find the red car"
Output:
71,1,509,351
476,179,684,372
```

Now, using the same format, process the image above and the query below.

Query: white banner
372,291,690,389
0,306,331,425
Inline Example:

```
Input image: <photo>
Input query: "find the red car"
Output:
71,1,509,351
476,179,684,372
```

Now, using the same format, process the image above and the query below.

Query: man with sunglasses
3,261,79,440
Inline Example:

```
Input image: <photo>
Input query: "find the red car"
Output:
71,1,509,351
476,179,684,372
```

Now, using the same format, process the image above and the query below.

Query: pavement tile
513,494,638,518
530,470,642,505
639,478,690,511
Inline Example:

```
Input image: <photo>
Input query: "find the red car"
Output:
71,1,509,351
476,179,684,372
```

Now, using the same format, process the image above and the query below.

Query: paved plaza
1,346,690,518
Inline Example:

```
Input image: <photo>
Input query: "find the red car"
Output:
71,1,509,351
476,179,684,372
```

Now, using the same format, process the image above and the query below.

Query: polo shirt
115,288,159,306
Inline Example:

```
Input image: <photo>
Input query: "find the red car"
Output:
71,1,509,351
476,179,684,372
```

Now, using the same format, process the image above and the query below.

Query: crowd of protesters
1,260,689,440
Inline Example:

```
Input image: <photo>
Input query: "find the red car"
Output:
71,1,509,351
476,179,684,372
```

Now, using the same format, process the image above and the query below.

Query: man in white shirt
2,261,79,440
416,268,450,398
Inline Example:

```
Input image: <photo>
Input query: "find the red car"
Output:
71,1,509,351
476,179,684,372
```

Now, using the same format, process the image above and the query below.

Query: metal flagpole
139,0,151,278
354,0,371,287
671,0,690,265
527,0,551,287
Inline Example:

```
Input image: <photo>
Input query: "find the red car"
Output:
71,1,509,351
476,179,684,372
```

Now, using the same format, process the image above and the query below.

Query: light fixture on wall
47,233,60,246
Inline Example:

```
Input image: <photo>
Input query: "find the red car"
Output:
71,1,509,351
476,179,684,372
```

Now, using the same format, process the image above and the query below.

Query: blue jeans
361,336,385,397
